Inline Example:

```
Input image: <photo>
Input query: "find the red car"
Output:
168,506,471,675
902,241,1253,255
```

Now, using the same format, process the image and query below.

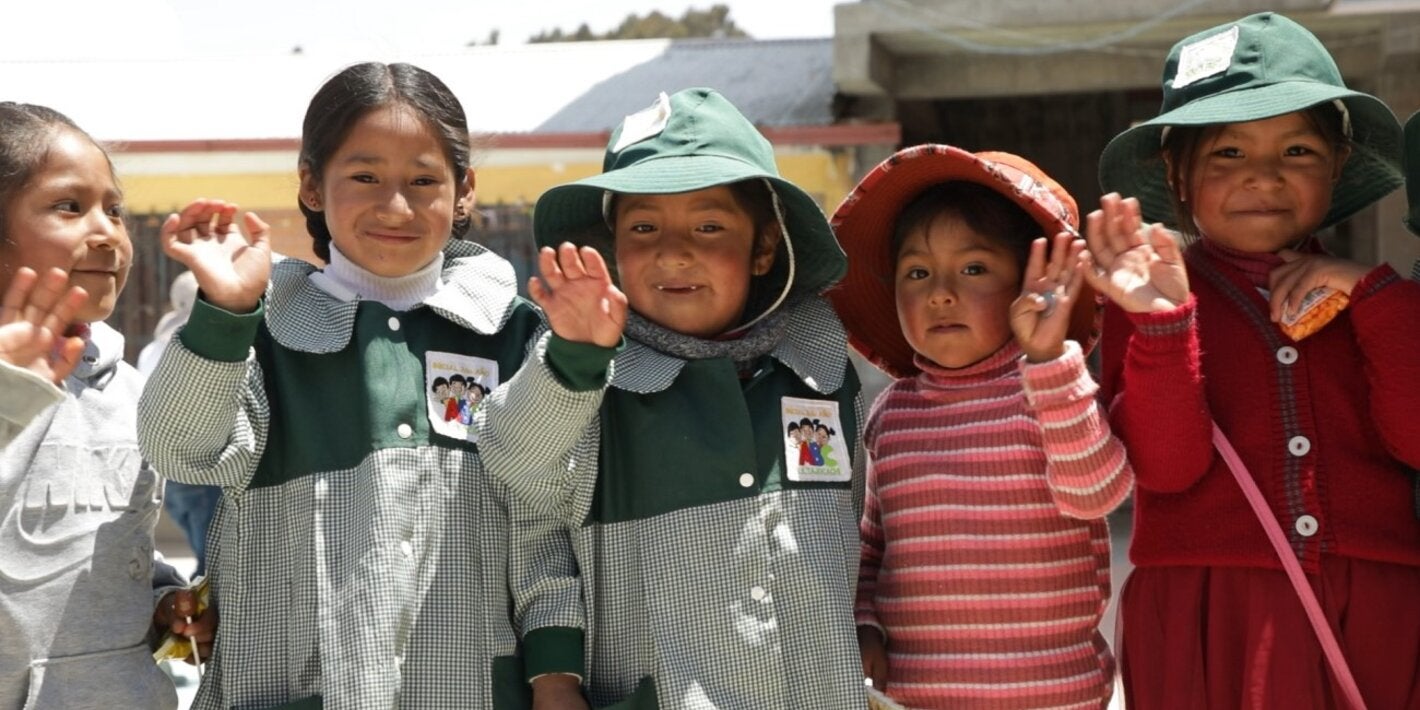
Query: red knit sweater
1100,242,1420,573
856,341,1133,709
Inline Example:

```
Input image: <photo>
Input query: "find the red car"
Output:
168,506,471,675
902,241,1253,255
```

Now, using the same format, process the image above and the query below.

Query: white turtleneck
309,244,445,311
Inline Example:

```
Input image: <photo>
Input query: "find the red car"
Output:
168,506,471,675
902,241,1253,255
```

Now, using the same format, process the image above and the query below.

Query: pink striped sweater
856,340,1134,710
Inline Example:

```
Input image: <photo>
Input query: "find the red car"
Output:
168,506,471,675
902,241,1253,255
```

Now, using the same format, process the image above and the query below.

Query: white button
395,654,405,669
739,473,755,488
750,586,767,601
397,423,413,439
1288,435,1311,457
1276,346,1298,365
1295,514,1319,538
387,316,401,332
400,540,413,557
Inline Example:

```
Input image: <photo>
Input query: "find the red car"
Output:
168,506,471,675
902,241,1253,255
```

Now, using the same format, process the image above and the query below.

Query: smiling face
612,185,780,338
1180,111,1347,253
0,130,131,323
300,103,474,277
895,211,1021,369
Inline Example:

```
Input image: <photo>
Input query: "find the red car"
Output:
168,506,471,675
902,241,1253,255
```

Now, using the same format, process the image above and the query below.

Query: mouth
70,268,118,278
1232,207,1289,217
364,231,421,244
653,284,704,295
928,323,967,334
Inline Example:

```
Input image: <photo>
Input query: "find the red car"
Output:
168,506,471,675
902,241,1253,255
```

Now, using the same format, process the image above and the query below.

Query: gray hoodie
0,322,183,710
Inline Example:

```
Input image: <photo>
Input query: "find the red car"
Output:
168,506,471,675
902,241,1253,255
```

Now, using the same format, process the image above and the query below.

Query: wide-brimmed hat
533,88,845,329
1406,111,1420,236
830,144,1098,379
1099,12,1403,230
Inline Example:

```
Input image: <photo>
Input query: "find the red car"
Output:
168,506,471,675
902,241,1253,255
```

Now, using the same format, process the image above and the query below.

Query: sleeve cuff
545,334,620,392
179,297,265,363
523,626,585,682
1019,340,1095,409
0,359,64,429
1125,294,1196,348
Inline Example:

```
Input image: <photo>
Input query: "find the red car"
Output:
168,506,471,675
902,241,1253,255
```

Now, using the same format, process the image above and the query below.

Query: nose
84,207,123,251
927,275,957,307
376,187,416,223
654,227,694,268
1245,156,1285,187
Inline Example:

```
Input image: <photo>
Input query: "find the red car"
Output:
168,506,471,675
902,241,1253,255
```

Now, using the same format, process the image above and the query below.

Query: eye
903,266,928,280
962,263,987,276
411,176,439,187
1284,144,1318,157
626,223,656,235
351,173,378,184
54,199,80,214
1212,146,1243,159
106,202,125,219
695,222,725,234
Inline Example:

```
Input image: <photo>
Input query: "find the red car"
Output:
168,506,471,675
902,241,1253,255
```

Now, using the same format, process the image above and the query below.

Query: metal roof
2,38,833,143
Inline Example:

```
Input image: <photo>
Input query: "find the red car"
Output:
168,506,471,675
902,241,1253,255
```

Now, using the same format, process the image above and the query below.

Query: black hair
449,374,467,385
787,422,800,433
431,376,449,391
470,383,490,395
1160,103,1349,241
799,417,814,429
890,182,1039,277
298,62,473,262
0,103,112,250
816,424,834,435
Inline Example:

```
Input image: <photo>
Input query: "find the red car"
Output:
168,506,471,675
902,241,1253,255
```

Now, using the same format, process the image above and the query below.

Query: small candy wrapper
1280,287,1349,341
153,575,210,665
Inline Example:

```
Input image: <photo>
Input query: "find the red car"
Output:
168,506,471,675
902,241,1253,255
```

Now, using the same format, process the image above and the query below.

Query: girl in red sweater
831,146,1134,709
1091,12,1420,708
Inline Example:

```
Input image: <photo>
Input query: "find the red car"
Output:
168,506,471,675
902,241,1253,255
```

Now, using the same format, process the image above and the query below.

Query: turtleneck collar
914,340,1022,397
1198,235,1324,288
310,243,444,311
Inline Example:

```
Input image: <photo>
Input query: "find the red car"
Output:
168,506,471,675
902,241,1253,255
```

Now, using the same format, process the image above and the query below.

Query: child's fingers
536,246,564,289
22,268,70,326
527,276,550,309
1269,263,1311,322
1083,209,1114,266
1044,233,1071,283
50,334,86,382
0,267,38,326
579,246,612,283
240,211,273,251
1024,237,1047,284
39,285,88,337
1146,224,1181,264
214,204,238,235
1078,250,1114,296
557,242,589,280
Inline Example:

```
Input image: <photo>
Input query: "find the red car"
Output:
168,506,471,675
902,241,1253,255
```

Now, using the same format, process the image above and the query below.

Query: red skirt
1119,557,1420,709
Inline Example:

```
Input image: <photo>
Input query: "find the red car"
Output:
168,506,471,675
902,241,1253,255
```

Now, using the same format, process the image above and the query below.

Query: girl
481,88,867,709
0,103,211,709
1092,13,1420,708
136,63,620,710
830,144,1134,709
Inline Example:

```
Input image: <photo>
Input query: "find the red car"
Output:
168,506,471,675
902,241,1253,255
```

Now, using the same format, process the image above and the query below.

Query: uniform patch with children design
425,351,498,442
782,396,851,482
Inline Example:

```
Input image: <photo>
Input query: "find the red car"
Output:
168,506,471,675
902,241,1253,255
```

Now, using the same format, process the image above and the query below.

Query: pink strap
1212,423,1367,710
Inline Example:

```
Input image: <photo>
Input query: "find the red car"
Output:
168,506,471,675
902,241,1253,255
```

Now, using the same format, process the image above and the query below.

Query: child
137,63,621,709
1092,13,1420,707
0,102,212,709
480,88,868,708
830,145,1134,709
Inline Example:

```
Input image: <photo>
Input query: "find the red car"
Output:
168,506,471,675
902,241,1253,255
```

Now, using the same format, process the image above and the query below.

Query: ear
1161,152,1186,202
751,223,783,276
457,168,477,215
298,165,322,211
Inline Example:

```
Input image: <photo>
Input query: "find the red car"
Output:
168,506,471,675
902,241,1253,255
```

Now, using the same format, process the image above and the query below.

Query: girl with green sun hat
1087,12,1420,708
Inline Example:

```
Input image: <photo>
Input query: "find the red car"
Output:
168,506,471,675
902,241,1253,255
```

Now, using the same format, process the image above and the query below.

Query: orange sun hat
828,144,1099,379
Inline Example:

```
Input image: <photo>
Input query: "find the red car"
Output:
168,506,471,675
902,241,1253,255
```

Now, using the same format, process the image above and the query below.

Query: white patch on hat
611,91,672,154
1172,25,1240,89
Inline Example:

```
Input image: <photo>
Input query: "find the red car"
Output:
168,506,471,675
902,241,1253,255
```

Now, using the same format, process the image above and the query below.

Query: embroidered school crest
425,351,498,442
782,396,851,482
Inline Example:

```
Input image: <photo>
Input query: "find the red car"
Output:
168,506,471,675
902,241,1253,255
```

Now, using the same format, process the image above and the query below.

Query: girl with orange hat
831,145,1134,709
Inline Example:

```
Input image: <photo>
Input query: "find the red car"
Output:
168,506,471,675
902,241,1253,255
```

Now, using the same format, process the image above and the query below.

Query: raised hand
160,199,271,314
1010,233,1087,363
1267,249,1369,323
528,243,627,348
0,267,88,384
1080,193,1189,314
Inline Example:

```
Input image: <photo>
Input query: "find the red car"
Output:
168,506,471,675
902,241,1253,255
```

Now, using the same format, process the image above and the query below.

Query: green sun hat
1405,111,1420,236
1099,12,1403,230
532,88,846,326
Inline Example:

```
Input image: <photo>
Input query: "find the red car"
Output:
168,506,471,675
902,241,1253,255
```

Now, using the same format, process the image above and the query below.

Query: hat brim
1100,81,1403,230
829,145,1098,379
1405,111,1420,236
533,153,845,297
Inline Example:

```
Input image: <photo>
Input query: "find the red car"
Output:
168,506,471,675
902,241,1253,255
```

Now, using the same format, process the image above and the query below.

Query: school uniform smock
1101,240,1420,708
1,323,185,710
138,240,544,710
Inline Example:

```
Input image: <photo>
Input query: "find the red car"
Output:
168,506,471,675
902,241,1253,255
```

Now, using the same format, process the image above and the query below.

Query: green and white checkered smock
482,296,869,710
137,240,548,710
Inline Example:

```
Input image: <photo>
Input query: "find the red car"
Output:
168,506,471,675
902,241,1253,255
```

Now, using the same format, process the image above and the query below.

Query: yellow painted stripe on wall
119,150,857,214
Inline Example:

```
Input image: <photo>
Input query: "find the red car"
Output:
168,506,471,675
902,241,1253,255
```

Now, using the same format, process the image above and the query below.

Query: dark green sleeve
178,297,265,362
544,334,621,392
522,626,585,681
